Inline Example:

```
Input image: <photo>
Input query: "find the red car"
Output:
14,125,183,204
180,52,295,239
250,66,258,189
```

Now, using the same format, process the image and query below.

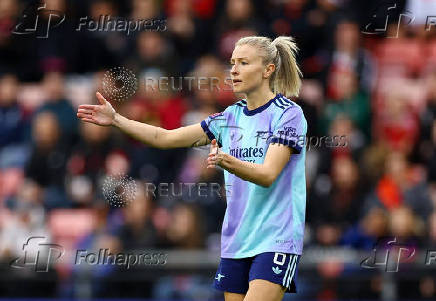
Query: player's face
230,45,266,94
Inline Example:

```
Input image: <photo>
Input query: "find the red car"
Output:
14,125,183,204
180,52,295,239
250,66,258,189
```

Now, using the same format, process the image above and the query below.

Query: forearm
219,153,272,187
112,113,169,149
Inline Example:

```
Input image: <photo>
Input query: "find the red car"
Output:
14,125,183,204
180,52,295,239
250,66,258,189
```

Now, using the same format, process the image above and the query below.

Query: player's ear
263,63,276,79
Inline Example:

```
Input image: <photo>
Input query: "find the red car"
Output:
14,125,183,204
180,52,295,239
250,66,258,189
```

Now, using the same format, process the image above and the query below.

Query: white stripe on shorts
282,254,293,287
287,255,298,289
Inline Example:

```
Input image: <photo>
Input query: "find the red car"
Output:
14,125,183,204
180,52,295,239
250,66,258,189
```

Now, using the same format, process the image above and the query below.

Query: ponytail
235,36,302,98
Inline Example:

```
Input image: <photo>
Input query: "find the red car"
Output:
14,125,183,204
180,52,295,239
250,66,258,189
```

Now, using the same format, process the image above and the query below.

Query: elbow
157,128,171,149
258,173,276,188
259,181,271,188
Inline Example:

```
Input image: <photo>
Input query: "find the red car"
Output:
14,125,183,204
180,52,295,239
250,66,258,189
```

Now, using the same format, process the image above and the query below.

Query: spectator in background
418,70,436,164
390,207,427,298
326,20,375,94
0,74,29,169
119,183,158,250
26,112,71,209
0,179,48,260
181,83,219,128
215,0,261,60
74,0,120,72
37,72,78,148
131,0,161,20
389,206,424,246
417,276,436,300
177,56,225,182
313,114,367,189
0,178,57,297
0,0,23,74
67,122,113,182
340,207,389,250
374,88,420,156
366,152,408,213
184,54,234,107
165,0,202,73
125,31,179,76
265,0,329,79
65,122,114,207
165,202,206,249
69,206,122,298
374,89,419,155
295,79,323,138
330,115,365,155
428,212,436,249
363,151,432,220
34,0,74,74
309,155,364,246
320,68,371,139
177,158,226,239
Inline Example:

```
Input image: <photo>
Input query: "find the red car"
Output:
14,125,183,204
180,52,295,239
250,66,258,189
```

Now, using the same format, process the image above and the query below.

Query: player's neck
245,88,276,111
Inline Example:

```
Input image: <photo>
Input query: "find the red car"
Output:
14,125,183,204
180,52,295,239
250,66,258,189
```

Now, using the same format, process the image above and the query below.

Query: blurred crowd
0,0,436,299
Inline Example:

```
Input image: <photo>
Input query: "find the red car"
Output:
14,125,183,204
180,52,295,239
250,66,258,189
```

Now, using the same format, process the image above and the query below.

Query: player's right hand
76,92,116,126
207,139,223,168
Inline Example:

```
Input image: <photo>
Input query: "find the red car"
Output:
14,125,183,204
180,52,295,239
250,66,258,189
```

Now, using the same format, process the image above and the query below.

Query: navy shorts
213,252,300,294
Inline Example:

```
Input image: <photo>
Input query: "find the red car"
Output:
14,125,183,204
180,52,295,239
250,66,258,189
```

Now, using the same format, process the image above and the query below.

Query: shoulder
273,95,305,120
272,94,297,110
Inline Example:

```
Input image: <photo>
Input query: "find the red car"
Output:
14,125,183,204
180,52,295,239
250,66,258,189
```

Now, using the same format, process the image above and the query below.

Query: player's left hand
207,139,224,168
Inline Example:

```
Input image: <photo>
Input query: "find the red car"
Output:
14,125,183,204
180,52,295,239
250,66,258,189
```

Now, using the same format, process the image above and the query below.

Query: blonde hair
235,36,302,98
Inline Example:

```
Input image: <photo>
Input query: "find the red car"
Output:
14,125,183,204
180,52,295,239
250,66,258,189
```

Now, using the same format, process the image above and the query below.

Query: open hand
76,92,116,126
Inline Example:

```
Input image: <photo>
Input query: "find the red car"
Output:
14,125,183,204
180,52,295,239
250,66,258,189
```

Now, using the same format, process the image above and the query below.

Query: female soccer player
77,36,307,301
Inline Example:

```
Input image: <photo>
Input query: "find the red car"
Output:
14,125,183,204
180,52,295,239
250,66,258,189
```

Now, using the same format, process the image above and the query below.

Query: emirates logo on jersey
209,112,224,119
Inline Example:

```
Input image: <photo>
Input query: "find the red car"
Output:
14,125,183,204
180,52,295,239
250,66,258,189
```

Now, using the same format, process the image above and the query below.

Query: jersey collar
243,93,282,116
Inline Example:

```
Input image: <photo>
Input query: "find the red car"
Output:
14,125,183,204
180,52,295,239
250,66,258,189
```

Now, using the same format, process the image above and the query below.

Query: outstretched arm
207,139,292,188
77,92,210,149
